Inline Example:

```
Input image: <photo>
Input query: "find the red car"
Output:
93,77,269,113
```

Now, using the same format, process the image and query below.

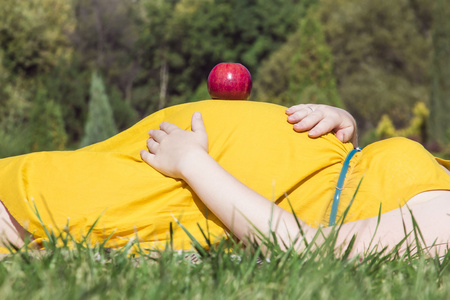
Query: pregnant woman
1,100,449,256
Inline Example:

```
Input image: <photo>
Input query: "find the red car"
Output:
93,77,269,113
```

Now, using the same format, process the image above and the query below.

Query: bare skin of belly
333,165,450,257
0,200,30,248
1,166,449,255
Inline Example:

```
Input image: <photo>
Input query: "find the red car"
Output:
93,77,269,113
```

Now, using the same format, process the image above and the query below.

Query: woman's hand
286,104,358,147
140,112,209,179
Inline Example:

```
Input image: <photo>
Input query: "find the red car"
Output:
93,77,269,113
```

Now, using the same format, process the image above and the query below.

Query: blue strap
328,147,362,226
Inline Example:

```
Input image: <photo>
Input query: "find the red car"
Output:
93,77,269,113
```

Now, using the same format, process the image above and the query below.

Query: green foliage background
0,0,448,156
80,72,117,147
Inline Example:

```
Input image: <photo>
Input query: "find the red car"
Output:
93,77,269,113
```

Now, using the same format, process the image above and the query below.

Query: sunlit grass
0,207,449,300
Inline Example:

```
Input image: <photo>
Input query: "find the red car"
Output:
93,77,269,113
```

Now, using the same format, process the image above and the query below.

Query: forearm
180,152,315,250
182,152,437,256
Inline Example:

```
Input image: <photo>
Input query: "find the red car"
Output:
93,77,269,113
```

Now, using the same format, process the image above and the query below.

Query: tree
0,50,29,132
80,72,117,147
137,0,182,111
253,2,341,108
136,0,305,112
0,0,74,76
71,0,141,100
29,87,67,152
0,0,78,146
0,50,31,157
376,102,429,143
428,0,450,145
38,55,91,144
288,7,343,108
319,0,433,133
252,32,300,106
180,0,306,99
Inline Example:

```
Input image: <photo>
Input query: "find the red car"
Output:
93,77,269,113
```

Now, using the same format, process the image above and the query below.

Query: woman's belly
334,137,450,224
0,100,352,250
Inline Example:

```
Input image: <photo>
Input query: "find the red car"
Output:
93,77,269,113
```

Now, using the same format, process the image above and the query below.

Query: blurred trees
80,72,117,147
429,0,450,146
254,4,342,108
0,0,74,156
0,0,74,120
0,0,74,76
0,0,447,157
376,102,429,142
290,6,342,108
252,33,300,106
319,0,433,137
136,0,305,112
70,0,139,134
254,0,434,145
29,86,67,151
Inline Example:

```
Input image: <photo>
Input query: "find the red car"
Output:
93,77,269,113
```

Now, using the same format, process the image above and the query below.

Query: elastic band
329,147,362,226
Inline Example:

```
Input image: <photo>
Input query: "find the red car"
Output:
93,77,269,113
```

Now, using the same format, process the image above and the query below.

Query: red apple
207,63,252,100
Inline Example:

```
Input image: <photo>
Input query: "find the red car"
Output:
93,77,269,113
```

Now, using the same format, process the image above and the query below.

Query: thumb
191,111,206,133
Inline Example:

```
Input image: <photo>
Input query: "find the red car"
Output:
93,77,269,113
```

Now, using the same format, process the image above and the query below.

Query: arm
179,152,312,249
140,112,316,250
140,112,438,257
286,104,358,147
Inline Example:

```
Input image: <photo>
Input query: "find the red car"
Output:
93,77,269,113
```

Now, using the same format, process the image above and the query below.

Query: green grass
1,221,450,300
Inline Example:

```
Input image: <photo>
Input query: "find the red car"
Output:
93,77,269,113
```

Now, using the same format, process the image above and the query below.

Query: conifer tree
289,7,343,108
429,0,450,145
80,72,117,147
30,87,67,151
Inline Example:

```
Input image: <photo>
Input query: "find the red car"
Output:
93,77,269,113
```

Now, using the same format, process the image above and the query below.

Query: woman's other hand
140,112,209,179
286,104,358,147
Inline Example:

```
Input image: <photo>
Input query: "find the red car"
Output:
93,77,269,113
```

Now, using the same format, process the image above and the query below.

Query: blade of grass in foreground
0,203,449,300
171,214,208,257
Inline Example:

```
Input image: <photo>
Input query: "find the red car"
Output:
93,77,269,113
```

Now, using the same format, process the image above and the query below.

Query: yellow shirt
0,100,449,251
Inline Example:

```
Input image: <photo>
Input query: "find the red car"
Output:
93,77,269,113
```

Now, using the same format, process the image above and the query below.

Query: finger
287,105,317,123
146,138,159,154
287,109,309,124
140,149,155,165
191,112,206,134
292,110,324,132
285,104,310,115
148,129,167,143
159,122,181,134
287,107,317,124
307,118,337,137
335,127,354,143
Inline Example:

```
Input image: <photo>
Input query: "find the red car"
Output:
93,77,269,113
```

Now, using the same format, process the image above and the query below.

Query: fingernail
293,124,303,130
